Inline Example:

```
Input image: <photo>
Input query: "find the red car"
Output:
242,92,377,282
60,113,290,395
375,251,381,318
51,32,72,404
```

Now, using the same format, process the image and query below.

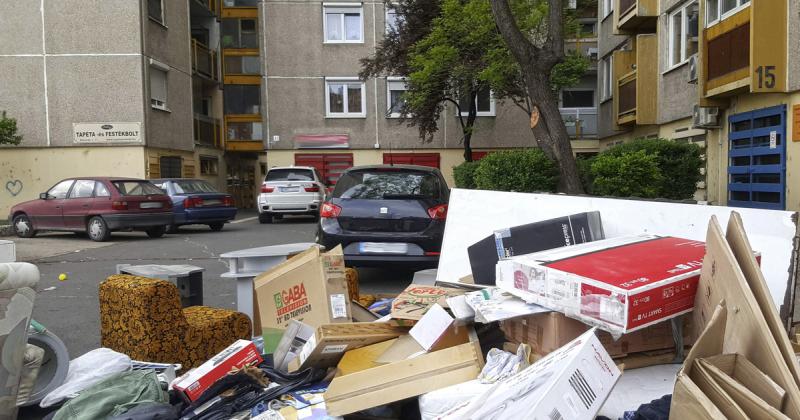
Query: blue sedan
151,179,237,232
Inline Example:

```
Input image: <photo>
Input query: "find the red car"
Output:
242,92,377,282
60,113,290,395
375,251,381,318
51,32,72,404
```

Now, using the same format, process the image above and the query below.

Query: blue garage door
728,105,786,210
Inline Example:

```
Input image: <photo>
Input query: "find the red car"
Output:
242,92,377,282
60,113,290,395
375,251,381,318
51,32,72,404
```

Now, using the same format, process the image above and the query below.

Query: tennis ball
58,273,68,281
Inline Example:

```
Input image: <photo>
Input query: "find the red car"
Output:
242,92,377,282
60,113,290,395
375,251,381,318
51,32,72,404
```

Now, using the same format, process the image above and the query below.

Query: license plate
280,186,300,193
139,202,163,209
359,242,409,254
204,199,221,206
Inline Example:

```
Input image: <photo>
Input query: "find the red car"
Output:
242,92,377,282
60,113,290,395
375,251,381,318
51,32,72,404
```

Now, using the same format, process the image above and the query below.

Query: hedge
590,149,663,198
473,149,558,193
452,161,480,189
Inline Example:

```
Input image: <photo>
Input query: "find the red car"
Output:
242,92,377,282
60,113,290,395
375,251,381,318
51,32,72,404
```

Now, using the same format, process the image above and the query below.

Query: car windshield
173,180,218,194
333,170,440,199
112,181,164,196
266,168,314,182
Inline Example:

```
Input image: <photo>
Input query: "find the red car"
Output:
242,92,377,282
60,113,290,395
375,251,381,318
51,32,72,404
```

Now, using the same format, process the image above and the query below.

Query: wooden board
793,104,800,142
691,215,800,418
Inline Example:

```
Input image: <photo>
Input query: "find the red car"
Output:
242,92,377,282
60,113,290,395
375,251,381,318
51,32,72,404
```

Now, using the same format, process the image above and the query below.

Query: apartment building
0,0,229,216
597,0,800,211
258,0,601,186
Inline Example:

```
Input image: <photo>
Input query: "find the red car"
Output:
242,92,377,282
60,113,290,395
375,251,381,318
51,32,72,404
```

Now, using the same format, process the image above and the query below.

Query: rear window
333,170,441,199
112,181,164,196
266,168,314,182
173,180,218,194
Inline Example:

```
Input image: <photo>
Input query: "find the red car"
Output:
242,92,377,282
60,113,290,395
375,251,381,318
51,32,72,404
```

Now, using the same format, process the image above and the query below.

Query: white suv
257,166,326,224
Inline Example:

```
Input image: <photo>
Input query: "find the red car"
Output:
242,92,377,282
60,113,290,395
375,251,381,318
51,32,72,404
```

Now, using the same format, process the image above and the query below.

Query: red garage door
294,153,353,186
383,153,440,168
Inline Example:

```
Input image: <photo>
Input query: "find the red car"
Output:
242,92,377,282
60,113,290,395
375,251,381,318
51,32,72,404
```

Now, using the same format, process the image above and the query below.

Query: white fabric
418,380,492,420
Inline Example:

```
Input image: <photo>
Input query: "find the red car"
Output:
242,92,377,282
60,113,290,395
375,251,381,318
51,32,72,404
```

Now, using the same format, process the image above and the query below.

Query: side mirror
39,192,49,200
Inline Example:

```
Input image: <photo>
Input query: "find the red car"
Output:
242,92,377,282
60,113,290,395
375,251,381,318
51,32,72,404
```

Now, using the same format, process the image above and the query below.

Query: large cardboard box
501,311,689,358
497,235,706,334
467,212,604,285
254,245,351,353
173,340,263,402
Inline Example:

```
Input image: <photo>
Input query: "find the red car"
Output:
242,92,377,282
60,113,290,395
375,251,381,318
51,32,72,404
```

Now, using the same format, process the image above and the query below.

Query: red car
8,177,174,242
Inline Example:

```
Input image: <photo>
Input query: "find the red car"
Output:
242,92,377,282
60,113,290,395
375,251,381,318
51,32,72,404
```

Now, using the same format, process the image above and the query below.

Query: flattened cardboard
703,354,786,409
691,215,800,418
698,357,789,419
254,245,352,353
336,338,397,376
390,285,463,320
691,360,749,419
350,300,380,322
324,329,483,416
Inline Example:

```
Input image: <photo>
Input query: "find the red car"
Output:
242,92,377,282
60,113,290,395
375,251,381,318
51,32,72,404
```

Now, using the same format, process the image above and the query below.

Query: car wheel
12,214,36,238
258,213,272,224
274,214,284,221
209,222,224,232
146,226,166,238
87,216,111,242
166,224,179,234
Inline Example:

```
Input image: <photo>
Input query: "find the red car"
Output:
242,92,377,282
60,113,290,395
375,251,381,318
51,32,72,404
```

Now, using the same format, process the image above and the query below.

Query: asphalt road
12,212,412,359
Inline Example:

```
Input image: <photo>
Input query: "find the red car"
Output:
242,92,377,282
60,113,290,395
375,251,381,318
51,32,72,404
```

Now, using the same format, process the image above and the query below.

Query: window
324,5,363,43
386,8,401,33
601,55,613,101
149,63,168,111
223,0,258,7
668,2,699,68
158,157,182,178
705,0,749,26
266,168,315,182
333,170,442,200
69,180,96,199
224,55,260,74
95,182,110,197
173,180,218,194
561,90,595,108
200,156,219,175
326,79,366,118
227,122,263,141
113,181,165,196
579,21,596,37
224,85,261,115
222,19,258,49
602,0,613,18
459,87,495,117
386,78,407,118
46,180,74,199
148,0,164,25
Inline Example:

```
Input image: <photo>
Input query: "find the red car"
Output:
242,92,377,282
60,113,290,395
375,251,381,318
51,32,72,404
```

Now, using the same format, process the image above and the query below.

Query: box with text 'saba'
497,235,706,334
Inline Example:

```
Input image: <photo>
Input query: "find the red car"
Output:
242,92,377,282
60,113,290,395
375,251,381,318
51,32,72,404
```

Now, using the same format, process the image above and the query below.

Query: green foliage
0,111,22,145
452,161,481,189
474,149,559,193
600,139,704,200
575,153,596,194
590,150,663,198
550,51,591,93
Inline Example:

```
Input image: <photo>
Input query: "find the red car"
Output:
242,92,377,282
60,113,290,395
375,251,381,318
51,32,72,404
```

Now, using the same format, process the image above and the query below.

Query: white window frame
149,59,169,112
560,89,596,109
668,1,698,70
458,89,496,117
601,55,613,101
602,0,613,19
705,0,750,27
323,3,364,44
325,77,367,118
386,76,407,118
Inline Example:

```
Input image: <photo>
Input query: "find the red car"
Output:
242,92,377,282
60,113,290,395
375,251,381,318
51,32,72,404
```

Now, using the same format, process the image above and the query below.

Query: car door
62,180,96,230
34,180,74,229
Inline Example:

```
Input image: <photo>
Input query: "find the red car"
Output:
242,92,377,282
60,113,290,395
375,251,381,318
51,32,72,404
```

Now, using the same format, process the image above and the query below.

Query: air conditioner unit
688,55,698,84
693,105,720,128
587,47,599,61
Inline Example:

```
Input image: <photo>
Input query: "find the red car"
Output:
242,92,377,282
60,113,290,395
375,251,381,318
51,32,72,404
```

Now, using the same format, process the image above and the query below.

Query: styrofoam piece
0,240,15,263
438,190,798,308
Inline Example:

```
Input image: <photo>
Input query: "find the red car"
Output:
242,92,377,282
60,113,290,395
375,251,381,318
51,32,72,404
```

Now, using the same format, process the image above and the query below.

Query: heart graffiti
5,179,23,196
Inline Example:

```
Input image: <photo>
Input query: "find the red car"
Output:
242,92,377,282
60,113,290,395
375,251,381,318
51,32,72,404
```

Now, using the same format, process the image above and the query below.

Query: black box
467,212,604,285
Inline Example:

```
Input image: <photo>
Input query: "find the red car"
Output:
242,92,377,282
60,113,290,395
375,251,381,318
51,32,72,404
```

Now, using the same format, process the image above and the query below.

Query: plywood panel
792,104,800,142
751,0,787,93
635,34,658,125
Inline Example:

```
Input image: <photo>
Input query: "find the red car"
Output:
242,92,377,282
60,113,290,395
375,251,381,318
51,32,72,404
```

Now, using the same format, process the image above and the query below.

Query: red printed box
173,339,263,401
497,235,706,335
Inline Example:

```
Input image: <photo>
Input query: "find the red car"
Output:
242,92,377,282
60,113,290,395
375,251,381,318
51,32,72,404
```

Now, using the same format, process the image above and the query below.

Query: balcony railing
619,0,636,15
617,70,637,122
192,0,219,16
191,39,219,81
194,114,221,148
616,0,657,31
560,108,598,138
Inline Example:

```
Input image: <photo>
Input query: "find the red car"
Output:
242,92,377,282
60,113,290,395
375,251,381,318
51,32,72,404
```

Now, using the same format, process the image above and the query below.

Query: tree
0,111,22,145
489,0,585,193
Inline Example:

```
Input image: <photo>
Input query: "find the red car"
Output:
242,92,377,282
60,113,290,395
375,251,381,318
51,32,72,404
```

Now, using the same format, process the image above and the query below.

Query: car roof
268,166,317,171
150,178,205,182
344,164,441,173
60,177,147,182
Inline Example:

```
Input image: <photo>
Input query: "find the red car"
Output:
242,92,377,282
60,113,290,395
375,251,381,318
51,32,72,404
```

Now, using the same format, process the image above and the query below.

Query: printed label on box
322,344,349,354
330,294,348,319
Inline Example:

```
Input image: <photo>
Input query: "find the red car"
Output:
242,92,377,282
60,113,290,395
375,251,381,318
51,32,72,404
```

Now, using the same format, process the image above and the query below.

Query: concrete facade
789,0,800,92
597,7,629,139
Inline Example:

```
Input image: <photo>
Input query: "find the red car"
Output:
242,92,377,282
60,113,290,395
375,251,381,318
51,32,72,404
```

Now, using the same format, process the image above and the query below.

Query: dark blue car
151,179,237,232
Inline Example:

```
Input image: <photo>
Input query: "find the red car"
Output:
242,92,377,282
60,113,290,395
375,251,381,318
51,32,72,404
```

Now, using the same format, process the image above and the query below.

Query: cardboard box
324,328,484,416
497,235,706,334
467,212,604,285
440,328,621,419
173,340,263,402
254,245,352,353
287,322,407,372
500,311,689,358
390,284,463,321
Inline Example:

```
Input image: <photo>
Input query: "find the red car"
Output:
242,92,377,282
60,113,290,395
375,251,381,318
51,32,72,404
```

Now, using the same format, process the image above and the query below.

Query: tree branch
444,97,466,130
489,0,534,67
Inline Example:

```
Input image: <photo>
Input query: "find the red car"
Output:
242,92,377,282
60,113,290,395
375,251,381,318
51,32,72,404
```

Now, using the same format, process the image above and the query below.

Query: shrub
452,161,480,189
600,139,703,200
474,149,558,193
590,149,663,198
575,154,596,194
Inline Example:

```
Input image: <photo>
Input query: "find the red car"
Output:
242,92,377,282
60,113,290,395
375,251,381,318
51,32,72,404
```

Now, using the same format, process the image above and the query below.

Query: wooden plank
792,104,800,142
750,0,787,93
635,34,658,125
692,215,800,418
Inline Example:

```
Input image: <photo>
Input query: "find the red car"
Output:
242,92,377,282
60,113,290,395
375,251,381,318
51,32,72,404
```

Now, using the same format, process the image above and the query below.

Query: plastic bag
477,344,531,384
40,347,132,408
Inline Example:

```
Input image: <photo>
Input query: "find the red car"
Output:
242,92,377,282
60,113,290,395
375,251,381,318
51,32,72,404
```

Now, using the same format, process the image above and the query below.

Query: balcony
190,0,219,17
615,0,657,32
194,114,221,148
613,34,658,127
191,39,219,82
560,108,598,139
224,118,264,152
